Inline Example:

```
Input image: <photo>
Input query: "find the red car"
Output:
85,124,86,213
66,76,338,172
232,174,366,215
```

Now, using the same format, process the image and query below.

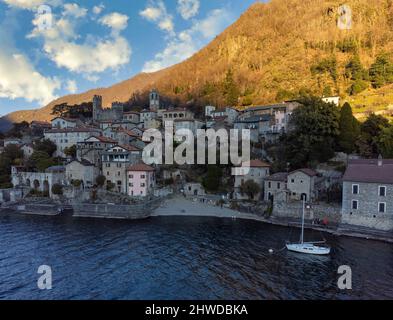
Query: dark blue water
0,213,392,300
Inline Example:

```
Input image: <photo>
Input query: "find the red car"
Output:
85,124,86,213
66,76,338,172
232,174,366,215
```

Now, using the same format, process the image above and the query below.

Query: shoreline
1,196,393,244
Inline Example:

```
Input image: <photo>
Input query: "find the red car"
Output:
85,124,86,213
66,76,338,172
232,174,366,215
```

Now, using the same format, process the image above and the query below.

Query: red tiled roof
86,135,117,143
127,163,155,172
290,168,318,177
343,161,393,184
249,159,271,168
266,172,288,182
45,127,101,133
116,144,141,152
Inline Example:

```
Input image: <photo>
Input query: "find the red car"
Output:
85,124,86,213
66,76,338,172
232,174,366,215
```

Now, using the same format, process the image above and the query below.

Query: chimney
378,154,383,167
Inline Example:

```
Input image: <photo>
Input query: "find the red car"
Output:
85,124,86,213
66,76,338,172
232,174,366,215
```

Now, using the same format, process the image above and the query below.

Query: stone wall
273,200,342,224
73,198,162,220
341,212,393,231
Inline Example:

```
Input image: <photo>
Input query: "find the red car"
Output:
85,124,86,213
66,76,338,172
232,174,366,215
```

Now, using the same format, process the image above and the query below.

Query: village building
234,160,271,200
92,95,124,122
322,96,340,106
264,172,289,201
149,89,160,111
30,121,51,131
101,144,142,194
76,135,117,167
205,105,216,117
342,158,393,230
21,143,34,159
11,165,66,197
122,111,140,123
161,108,194,122
127,163,156,197
234,115,271,142
173,119,204,137
51,117,81,129
65,159,100,188
3,137,23,147
44,127,102,158
287,169,324,202
184,183,206,197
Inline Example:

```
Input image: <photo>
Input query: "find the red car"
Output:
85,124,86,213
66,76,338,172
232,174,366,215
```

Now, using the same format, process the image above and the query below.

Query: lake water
0,213,392,300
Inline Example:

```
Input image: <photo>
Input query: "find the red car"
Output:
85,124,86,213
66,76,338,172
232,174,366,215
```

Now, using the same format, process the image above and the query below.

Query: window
379,186,386,197
268,182,271,188
291,179,295,183
141,183,146,187
141,175,146,179
352,184,359,195
352,200,358,210
277,183,281,189
379,202,386,213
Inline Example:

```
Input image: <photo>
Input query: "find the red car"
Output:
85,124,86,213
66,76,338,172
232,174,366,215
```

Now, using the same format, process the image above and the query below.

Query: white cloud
26,5,132,78
63,3,87,18
93,4,105,15
177,0,200,20
143,8,231,72
99,12,129,31
0,51,60,105
43,36,131,75
1,0,61,10
140,0,174,35
65,79,77,93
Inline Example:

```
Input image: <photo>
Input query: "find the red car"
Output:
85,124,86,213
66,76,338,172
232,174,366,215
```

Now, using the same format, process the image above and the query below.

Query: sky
0,0,260,116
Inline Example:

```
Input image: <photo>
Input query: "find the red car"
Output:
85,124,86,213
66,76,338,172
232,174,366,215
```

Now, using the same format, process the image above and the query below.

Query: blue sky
0,0,260,116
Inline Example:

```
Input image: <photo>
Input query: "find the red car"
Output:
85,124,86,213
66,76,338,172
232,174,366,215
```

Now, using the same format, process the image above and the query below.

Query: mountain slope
2,0,393,126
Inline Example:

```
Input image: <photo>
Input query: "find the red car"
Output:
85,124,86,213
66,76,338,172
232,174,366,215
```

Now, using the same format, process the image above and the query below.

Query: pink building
127,163,156,197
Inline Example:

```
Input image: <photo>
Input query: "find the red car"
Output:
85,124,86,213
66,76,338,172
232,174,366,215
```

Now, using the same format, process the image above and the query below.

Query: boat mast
300,198,305,244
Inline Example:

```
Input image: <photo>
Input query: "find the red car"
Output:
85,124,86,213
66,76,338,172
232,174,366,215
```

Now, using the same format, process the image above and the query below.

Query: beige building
264,172,288,201
101,144,142,194
234,160,271,200
287,169,319,202
65,159,100,188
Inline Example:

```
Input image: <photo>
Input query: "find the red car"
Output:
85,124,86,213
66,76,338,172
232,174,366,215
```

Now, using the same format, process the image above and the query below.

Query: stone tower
93,95,103,122
149,89,160,111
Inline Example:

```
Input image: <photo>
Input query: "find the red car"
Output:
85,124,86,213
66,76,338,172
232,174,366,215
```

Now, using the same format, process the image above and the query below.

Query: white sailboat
286,198,331,255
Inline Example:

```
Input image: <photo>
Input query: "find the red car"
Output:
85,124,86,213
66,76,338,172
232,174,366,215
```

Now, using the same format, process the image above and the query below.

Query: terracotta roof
45,127,101,134
289,168,318,177
343,161,393,184
86,135,117,143
266,172,288,182
249,159,271,168
116,127,140,137
127,163,155,172
116,144,141,152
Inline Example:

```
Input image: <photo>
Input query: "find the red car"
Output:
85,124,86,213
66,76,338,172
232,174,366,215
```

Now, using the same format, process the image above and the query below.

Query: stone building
149,89,160,111
287,169,324,202
184,183,205,197
234,159,271,200
342,158,393,230
65,159,100,188
76,135,117,167
264,172,288,201
92,95,124,123
11,165,66,197
101,144,142,194
127,163,156,197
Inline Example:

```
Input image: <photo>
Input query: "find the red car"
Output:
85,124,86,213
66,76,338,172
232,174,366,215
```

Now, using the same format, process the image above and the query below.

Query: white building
51,117,80,129
44,127,102,158
322,96,340,106
205,106,216,117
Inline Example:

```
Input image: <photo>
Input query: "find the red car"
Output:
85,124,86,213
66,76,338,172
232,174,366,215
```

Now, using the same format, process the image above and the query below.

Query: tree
96,175,106,188
33,139,57,157
240,180,261,200
51,183,63,195
223,69,239,106
202,165,222,192
338,103,360,153
0,145,23,188
64,145,77,158
29,151,56,172
377,125,393,158
369,54,393,88
283,96,340,168
359,113,390,156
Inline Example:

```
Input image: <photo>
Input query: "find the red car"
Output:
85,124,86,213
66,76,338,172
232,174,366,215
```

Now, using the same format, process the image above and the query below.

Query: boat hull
286,243,331,255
